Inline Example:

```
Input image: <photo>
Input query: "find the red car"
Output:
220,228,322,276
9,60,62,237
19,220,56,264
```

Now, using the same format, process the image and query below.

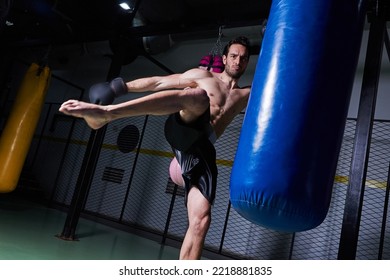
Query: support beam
338,4,386,259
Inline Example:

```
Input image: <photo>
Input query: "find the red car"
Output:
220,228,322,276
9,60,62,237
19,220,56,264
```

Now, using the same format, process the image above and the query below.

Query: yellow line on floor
334,175,387,189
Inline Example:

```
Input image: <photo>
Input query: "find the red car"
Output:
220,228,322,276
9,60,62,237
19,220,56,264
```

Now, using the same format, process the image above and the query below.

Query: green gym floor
0,194,181,260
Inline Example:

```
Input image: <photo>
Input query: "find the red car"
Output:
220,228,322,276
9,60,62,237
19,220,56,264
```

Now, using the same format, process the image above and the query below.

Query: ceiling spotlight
119,2,132,11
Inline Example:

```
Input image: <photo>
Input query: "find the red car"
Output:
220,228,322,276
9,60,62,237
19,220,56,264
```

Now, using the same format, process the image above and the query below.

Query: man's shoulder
237,85,251,95
183,68,214,78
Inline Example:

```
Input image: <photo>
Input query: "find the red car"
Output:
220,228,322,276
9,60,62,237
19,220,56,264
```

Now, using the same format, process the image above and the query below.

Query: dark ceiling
1,0,272,47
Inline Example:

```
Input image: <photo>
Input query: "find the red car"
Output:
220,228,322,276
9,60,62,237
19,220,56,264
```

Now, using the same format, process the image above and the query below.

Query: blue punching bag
230,0,368,232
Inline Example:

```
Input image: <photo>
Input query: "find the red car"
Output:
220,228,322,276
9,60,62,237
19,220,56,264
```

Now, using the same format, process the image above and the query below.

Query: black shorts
164,110,218,206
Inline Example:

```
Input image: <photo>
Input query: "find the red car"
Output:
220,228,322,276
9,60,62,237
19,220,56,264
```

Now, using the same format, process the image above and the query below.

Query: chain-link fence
17,75,390,259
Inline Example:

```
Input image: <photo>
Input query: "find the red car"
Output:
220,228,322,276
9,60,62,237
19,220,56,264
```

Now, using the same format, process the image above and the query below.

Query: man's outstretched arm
125,68,209,93
89,68,209,104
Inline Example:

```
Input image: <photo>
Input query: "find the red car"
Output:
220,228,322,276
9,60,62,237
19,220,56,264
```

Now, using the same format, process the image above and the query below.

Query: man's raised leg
59,88,210,129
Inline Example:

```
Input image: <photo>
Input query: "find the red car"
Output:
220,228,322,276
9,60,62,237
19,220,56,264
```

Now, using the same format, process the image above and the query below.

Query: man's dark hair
223,36,250,57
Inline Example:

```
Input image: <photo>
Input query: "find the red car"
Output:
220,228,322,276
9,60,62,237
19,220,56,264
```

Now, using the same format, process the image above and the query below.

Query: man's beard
225,65,244,79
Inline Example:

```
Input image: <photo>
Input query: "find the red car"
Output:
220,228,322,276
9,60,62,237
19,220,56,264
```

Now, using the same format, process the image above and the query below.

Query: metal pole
384,27,390,62
119,115,148,221
218,201,231,254
338,5,386,259
378,162,390,259
162,182,178,244
57,52,123,240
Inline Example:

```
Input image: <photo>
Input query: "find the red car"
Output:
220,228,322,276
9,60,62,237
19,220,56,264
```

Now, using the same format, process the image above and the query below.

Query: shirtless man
59,36,251,259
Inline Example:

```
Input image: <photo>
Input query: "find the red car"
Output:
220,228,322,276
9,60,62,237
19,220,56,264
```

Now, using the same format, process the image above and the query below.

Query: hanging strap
198,27,225,73
209,26,224,56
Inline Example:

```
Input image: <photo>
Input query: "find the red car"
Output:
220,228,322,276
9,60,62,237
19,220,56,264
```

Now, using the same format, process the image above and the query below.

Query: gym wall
1,30,390,259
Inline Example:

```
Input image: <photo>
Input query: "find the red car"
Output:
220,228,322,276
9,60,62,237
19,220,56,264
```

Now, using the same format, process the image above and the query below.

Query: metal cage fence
25,97,390,260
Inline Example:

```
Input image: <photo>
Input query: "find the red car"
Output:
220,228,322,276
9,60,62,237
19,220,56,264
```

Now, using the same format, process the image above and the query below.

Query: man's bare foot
59,100,109,130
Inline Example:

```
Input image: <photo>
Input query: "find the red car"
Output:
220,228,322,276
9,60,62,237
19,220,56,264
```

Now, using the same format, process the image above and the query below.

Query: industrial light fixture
119,2,132,11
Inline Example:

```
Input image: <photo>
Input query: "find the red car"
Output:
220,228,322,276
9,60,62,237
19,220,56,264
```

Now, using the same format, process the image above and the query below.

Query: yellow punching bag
0,63,51,193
